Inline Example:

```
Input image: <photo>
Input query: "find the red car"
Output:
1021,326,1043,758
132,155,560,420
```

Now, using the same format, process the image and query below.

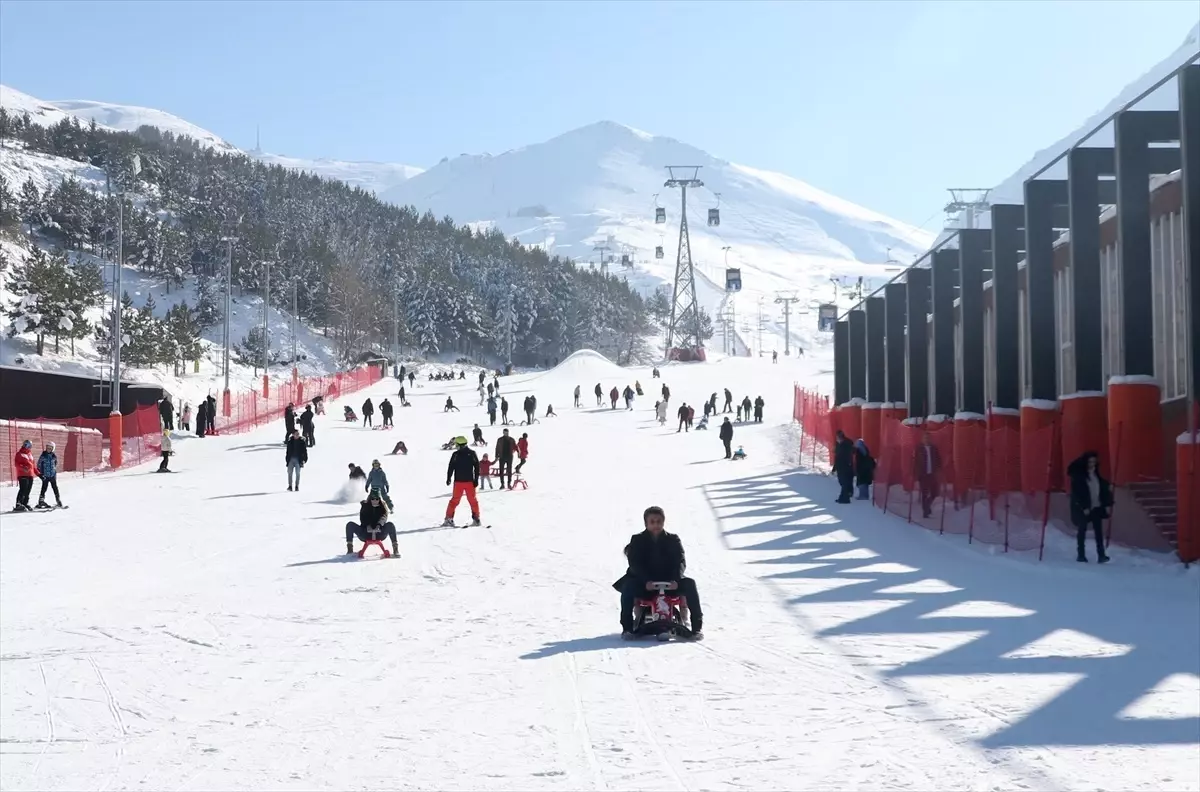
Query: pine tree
18,179,43,234
4,247,56,354
163,302,203,375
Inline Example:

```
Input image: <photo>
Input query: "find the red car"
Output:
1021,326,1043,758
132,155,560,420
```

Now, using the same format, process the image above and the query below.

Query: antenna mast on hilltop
944,188,991,229
663,165,705,360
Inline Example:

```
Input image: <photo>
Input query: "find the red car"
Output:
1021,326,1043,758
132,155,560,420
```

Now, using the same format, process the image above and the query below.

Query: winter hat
368,488,382,500
371,459,381,467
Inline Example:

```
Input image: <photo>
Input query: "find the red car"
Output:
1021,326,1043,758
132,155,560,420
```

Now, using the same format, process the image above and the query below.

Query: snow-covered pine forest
0,109,677,373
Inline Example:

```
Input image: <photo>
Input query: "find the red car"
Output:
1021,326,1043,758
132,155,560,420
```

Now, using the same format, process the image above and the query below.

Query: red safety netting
2,365,382,483
793,386,835,469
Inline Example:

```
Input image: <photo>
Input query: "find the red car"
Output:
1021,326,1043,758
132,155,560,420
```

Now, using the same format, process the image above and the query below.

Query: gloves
446,479,451,487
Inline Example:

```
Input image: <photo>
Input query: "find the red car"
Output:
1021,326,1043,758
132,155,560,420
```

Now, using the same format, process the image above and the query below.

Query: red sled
631,582,695,640
358,539,391,559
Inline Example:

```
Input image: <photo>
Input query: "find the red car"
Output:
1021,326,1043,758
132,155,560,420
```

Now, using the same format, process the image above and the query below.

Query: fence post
108,412,123,468
1105,420,1124,549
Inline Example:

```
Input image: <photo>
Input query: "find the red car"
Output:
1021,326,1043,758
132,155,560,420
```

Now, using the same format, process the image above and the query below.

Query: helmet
454,436,468,446
46,441,56,451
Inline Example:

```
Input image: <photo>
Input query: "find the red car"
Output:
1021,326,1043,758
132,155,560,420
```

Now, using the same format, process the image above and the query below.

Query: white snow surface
2,353,1196,791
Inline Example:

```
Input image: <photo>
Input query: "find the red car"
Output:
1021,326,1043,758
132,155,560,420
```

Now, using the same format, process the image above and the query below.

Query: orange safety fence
793,385,834,470
1,365,382,483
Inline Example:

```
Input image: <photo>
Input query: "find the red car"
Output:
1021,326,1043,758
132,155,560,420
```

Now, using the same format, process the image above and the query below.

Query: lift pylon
663,166,706,362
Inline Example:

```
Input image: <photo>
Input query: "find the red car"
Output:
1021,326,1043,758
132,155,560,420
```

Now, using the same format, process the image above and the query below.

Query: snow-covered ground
2,351,1195,791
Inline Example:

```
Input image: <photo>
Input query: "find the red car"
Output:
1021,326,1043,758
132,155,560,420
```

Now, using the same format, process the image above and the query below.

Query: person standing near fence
12,440,36,512
285,428,308,492
832,431,855,504
1068,451,1112,564
854,439,875,501
912,432,941,518
181,403,192,432
35,442,64,509
159,396,175,431
300,404,316,447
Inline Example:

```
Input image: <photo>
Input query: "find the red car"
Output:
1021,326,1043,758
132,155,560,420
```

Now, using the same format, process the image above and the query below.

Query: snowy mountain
49,97,243,155
381,120,933,358
251,152,423,196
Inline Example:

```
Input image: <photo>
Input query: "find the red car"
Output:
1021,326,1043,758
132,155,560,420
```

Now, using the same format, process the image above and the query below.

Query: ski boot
35,501,51,509
470,516,481,527
346,541,354,555
441,518,455,527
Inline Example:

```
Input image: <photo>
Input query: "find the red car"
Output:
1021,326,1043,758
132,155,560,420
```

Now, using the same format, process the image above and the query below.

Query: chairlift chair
655,207,666,224
708,208,720,227
621,254,631,268
655,246,664,260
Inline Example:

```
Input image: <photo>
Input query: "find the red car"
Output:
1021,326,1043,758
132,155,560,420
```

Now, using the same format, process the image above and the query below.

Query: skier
594,383,603,406
443,437,481,527
723,388,733,413
613,506,704,640
495,428,517,489
181,403,192,432
365,460,394,509
300,404,316,447
479,453,495,489
753,396,765,423
500,397,510,425
13,440,35,511
285,428,307,491
284,402,297,443
515,433,530,475
487,395,498,426
346,488,399,556
158,429,173,472
609,386,619,410
676,403,690,433
159,395,175,431
362,398,375,427
573,384,581,408
35,442,63,508
348,462,367,481
380,398,394,427
719,417,734,459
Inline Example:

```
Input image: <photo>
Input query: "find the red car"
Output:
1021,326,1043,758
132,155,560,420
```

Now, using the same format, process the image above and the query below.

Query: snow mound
547,349,629,383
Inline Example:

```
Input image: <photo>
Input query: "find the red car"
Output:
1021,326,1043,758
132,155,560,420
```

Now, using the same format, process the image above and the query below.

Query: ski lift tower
944,188,992,229
663,165,706,362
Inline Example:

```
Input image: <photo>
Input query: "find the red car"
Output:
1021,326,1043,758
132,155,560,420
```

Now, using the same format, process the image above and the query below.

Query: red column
262,374,270,399
1020,401,1058,493
1107,378,1163,485
987,408,1021,494
1060,392,1109,477
108,412,123,468
838,401,863,443
861,403,882,458
1177,433,1198,563
953,413,986,494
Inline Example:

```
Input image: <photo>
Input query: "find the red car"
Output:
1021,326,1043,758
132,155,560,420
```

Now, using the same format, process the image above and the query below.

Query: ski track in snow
1,353,1198,791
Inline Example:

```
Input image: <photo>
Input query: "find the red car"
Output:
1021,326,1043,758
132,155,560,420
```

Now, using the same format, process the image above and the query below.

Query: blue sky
1,0,1196,228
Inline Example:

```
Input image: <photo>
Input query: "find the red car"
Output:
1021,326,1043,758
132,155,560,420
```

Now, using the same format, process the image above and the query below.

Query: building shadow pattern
704,469,1200,750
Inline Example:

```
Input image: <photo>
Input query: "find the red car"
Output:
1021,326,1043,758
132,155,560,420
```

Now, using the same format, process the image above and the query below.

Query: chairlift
621,254,631,268
655,245,664,260
725,267,742,292
655,207,666,224
708,192,721,227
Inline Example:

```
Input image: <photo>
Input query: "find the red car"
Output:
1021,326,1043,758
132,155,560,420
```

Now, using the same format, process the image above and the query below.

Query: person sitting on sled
343,405,357,422
612,506,703,640
345,488,398,556
732,445,747,460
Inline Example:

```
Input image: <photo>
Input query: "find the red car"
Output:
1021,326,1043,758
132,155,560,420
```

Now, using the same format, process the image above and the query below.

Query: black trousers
16,476,34,507
1076,511,1106,558
363,414,373,426
516,457,527,474
346,521,397,544
38,476,61,503
722,438,732,458
917,474,937,516
489,411,497,426
303,427,315,447
498,457,513,487
161,413,174,430
621,577,702,630
382,414,393,426
836,471,853,503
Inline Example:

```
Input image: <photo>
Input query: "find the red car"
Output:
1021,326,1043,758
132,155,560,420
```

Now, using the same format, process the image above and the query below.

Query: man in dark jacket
719,417,734,459
159,396,175,431
612,506,703,638
676,402,690,433
912,431,941,517
723,388,733,413
299,405,316,447
832,430,855,504
1067,451,1111,563
494,428,517,489
443,437,481,526
362,398,375,427
284,402,296,443
753,396,765,423
285,428,308,491
205,395,218,434
380,398,394,427
346,488,398,555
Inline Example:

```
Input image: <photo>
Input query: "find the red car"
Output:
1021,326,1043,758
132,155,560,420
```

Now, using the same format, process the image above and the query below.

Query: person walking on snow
285,428,308,491
677,403,690,433
574,385,581,408
181,403,192,432
443,437,481,526
832,430,855,504
380,398,394,427
362,398,375,427
35,442,63,508
500,397,510,425
515,433,530,475
300,404,316,447
346,488,399,556
609,386,619,409
478,384,486,406
623,385,634,410
408,371,415,388
495,428,517,489
158,429,174,472
740,396,752,422
719,417,734,459
284,402,296,443
159,396,175,431
723,388,733,413
753,396,765,423
1068,451,1112,563
366,459,394,509
594,383,603,406
656,400,668,425
487,395,498,426
854,439,875,500
912,432,941,518
13,440,36,511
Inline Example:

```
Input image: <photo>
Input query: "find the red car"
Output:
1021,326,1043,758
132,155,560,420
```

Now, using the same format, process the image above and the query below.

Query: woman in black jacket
854,439,875,500
1067,451,1111,563
832,431,855,504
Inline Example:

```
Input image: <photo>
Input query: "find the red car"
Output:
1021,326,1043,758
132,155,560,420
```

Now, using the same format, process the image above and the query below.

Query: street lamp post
261,259,271,398
220,237,237,416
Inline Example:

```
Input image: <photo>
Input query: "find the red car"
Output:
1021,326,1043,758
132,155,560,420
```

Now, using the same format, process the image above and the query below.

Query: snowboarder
362,398,375,427
365,459,394,509
380,398,394,427
472,424,486,446
719,417,734,459
300,404,316,447
346,488,399,556
443,437,481,526
573,384,581,408
284,402,297,443
495,428,517,490
515,433,530,475
13,440,35,511
613,506,704,640
285,428,307,491
35,442,63,508
158,430,173,472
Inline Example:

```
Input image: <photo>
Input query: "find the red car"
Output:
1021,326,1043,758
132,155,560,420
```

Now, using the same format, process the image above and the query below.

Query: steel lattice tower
664,166,704,357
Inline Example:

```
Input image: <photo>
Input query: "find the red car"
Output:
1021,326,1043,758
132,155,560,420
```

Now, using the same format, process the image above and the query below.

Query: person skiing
609,386,619,410
362,398,375,427
753,396,765,423
613,506,703,640
443,437,481,527
346,488,399,556
300,404,316,447
284,402,296,443
573,384,581,408
35,442,63,508
12,440,36,511
487,395,498,426
479,453,494,489
181,403,192,432
719,416,734,459
676,402,690,433
594,383,603,406
285,428,307,491
159,395,175,431
349,463,367,481
366,459,394,508
158,429,173,472
472,424,486,446
444,396,460,413
515,433,530,475
500,397,510,425
495,428,517,490
380,398,394,427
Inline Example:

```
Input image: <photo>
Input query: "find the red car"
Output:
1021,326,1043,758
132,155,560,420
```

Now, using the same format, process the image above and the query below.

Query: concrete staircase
1128,477,1179,552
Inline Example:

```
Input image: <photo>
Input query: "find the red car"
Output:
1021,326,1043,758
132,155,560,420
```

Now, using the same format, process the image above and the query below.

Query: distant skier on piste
443,437,481,527
574,385,581,408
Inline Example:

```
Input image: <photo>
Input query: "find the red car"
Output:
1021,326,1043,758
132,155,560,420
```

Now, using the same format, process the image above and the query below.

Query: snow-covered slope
2,352,1195,790
381,121,933,359
252,152,422,195
49,98,242,155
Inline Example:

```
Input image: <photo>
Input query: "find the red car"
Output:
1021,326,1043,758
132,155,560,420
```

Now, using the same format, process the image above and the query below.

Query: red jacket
479,459,493,475
517,438,529,459
14,447,36,478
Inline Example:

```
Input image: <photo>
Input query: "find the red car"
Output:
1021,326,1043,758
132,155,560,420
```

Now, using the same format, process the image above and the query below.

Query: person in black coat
284,403,296,443
285,429,308,491
912,431,942,518
205,395,218,434
832,430,855,504
719,417,734,459
443,438,481,526
299,405,316,447
612,506,703,637
854,439,875,500
362,398,375,427
1067,451,1112,563
380,398,394,427
159,397,175,431
753,396,764,423
345,488,398,555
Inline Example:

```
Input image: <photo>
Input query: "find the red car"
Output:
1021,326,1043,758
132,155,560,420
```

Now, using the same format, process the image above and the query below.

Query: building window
1100,242,1122,383
984,305,996,406
927,325,936,415
954,317,964,411
1019,284,1031,400
1153,209,1187,402
1055,263,1074,394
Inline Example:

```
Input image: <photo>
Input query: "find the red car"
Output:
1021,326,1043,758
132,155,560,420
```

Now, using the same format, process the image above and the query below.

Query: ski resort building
826,60,1199,563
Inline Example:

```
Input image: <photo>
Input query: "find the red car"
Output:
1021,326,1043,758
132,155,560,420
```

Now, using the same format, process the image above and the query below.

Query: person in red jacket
478,453,494,489
13,440,36,512
515,433,530,474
